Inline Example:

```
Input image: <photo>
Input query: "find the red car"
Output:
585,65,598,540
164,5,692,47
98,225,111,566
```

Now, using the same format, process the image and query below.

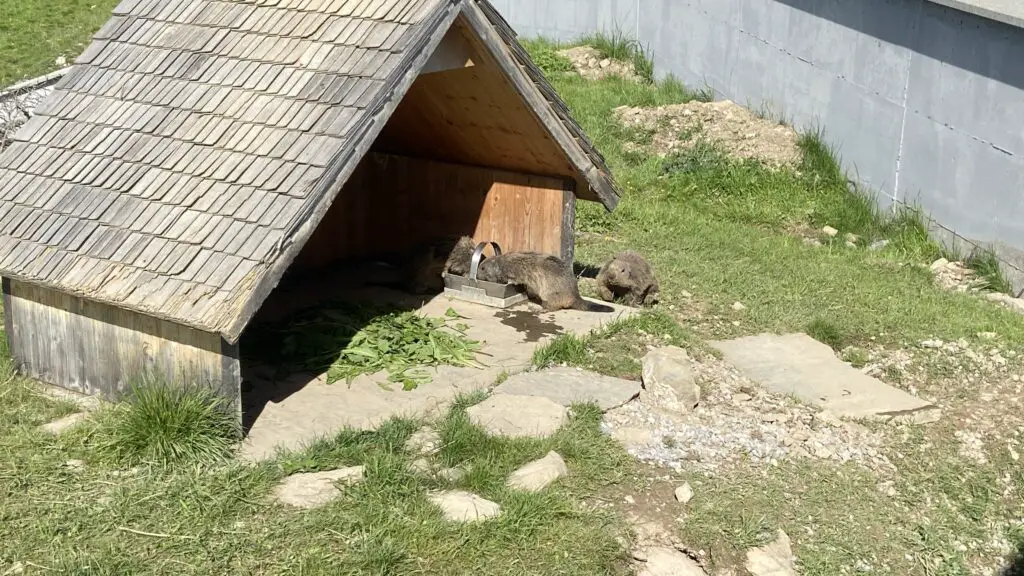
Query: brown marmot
445,236,612,312
401,236,465,294
595,250,660,306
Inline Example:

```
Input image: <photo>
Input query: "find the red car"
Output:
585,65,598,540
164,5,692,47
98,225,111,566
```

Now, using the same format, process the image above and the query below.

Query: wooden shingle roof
0,0,621,343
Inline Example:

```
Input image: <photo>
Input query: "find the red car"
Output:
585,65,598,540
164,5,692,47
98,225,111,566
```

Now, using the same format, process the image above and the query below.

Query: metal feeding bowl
442,241,527,308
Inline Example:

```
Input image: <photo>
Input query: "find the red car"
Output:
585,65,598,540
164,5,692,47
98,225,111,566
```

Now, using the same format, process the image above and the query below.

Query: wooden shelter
0,0,621,416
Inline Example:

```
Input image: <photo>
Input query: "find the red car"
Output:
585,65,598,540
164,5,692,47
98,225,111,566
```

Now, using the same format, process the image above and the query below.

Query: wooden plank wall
374,17,595,202
3,279,240,417
294,152,572,271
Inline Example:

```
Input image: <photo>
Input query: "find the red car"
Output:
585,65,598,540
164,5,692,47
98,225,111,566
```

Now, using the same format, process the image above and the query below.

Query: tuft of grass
965,248,1013,294
579,27,655,84
533,333,591,369
806,317,847,351
660,141,726,176
92,379,240,467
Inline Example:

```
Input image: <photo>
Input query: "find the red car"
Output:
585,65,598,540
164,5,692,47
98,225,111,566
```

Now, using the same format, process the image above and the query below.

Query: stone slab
40,412,88,435
273,466,364,509
240,289,635,461
493,366,642,411
429,490,501,522
467,394,569,438
710,333,941,424
506,451,568,492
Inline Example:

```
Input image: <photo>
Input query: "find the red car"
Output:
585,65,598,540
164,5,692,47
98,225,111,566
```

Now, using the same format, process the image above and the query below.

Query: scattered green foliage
245,304,484,391
92,380,240,467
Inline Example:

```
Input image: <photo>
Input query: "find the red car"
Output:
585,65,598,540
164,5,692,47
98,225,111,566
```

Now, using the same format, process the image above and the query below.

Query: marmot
595,250,660,306
401,236,464,294
445,236,613,312
479,253,613,313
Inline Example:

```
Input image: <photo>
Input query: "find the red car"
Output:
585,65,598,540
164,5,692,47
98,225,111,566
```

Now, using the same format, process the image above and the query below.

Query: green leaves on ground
245,303,484,390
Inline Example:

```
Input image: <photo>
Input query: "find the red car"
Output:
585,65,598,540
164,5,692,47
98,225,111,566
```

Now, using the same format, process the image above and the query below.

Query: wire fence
0,68,71,152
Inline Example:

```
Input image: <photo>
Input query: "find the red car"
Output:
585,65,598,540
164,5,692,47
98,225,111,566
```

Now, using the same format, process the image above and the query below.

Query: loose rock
731,302,746,312
64,459,85,473
745,529,798,576
610,426,656,447
506,451,569,492
869,239,889,251
986,292,1024,314
642,347,701,411
467,395,568,438
40,412,88,435
406,427,441,456
558,46,639,81
437,466,467,483
429,490,501,522
273,466,364,509
493,367,642,412
638,547,708,576
674,482,694,504
822,226,839,237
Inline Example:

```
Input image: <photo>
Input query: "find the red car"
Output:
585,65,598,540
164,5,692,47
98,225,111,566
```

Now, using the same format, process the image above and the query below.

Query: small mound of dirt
928,258,987,293
558,46,639,82
614,100,801,169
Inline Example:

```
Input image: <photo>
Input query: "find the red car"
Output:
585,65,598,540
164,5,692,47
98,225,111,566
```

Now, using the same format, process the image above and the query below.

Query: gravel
601,352,890,474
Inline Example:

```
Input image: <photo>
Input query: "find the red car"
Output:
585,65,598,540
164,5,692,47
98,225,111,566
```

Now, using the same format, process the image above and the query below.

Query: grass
580,27,656,84
0,376,635,574
965,248,1014,294
533,311,699,378
0,0,118,87
3,11,1024,574
89,379,240,468
535,60,1024,348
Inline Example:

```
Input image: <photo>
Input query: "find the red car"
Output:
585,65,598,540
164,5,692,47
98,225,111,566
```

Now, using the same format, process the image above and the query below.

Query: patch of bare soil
558,46,639,82
614,100,801,169
583,467,722,574
856,336,1023,462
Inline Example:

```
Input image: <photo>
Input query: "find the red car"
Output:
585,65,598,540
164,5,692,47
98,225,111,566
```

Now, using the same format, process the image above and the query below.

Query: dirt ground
558,45,640,81
614,100,801,168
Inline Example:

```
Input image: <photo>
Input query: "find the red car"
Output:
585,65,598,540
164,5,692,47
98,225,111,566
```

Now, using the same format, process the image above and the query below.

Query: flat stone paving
710,333,941,424
239,287,634,461
493,366,642,412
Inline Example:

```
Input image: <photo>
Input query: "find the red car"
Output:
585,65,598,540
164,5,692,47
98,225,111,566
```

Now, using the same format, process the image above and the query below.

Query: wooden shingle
0,0,623,343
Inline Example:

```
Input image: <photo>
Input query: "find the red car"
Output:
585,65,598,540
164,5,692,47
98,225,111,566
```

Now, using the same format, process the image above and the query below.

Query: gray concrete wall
491,0,1024,292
